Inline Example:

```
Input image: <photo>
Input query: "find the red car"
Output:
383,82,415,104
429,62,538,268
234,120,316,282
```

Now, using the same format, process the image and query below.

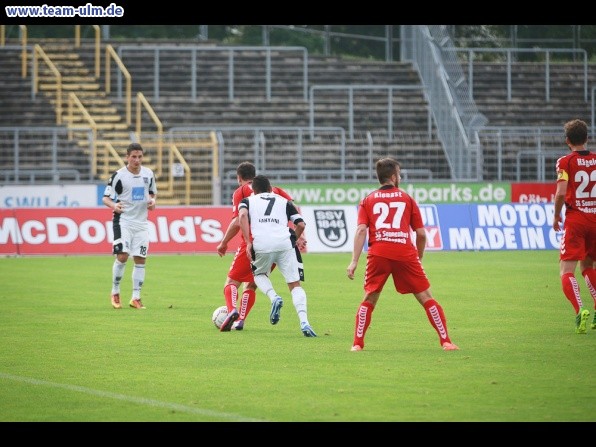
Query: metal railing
143,129,218,205
0,125,569,199
260,25,398,62
308,84,431,141
477,126,576,182
32,44,62,124
591,86,596,134
0,126,94,183
0,168,81,183
135,92,163,177
452,47,589,102
74,25,101,78
105,44,132,125
115,45,309,102
94,140,125,180
169,125,449,204
402,25,483,181
67,92,97,169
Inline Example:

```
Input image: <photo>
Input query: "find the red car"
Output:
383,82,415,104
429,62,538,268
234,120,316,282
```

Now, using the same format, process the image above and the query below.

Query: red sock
581,267,596,309
223,284,238,313
353,301,374,348
561,272,582,313
423,299,451,346
239,289,256,320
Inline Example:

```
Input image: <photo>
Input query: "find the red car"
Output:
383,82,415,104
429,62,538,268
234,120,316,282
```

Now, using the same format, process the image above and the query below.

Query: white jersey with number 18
103,165,157,229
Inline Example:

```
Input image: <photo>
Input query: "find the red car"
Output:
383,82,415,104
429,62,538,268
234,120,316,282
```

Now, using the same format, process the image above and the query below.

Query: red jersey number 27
373,202,406,229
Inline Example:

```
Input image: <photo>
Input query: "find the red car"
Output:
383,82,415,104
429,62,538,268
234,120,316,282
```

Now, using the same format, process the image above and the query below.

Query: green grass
0,251,594,422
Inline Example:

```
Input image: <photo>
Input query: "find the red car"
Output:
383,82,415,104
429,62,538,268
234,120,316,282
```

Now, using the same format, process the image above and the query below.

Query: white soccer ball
212,305,229,329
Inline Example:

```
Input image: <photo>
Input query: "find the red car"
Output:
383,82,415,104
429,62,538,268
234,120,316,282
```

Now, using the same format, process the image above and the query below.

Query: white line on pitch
0,372,267,422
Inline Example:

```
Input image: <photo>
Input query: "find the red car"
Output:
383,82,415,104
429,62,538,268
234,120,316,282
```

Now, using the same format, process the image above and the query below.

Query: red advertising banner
511,183,555,203
0,207,240,256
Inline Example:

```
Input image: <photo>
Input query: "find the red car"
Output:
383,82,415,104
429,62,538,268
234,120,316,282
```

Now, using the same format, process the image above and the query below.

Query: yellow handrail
67,92,98,173
74,25,101,78
97,141,125,180
136,92,163,177
105,44,132,125
209,131,219,180
208,131,221,205
20,25,27,77
33,44,62,124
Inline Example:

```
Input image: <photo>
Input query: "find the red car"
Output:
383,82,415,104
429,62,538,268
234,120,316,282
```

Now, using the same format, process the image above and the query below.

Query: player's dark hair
127,142,143,155
376,157,401,184
237,161,256,181
252,175,272,194
564,119,588,146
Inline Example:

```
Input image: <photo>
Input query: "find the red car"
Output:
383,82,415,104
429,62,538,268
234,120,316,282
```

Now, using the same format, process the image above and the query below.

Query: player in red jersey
216,161,303,331
553,119,596,334
346,157,458,351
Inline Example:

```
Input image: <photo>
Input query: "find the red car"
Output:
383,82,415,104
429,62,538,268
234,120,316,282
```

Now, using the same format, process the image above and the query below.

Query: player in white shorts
238,175,316,337
102,143,157,310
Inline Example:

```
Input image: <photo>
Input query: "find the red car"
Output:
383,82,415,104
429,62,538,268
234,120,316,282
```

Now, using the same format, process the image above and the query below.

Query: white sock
132,264,145,299
291,286,309,325
112,259,126,294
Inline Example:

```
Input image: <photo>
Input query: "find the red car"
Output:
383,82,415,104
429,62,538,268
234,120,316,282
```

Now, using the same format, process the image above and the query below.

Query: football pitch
0,250,594,422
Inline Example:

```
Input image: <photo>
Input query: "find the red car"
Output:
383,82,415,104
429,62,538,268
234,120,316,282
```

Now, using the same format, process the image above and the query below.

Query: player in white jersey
238,175,316,337
102,143,157,310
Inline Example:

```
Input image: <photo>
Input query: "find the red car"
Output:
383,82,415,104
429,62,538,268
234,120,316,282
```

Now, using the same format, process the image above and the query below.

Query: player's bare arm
287,199,307,250
347,224,367,280
216,216,241,256
293,221,306,240
414,227,427,260
552,180,567,232
102,196,123,214
237,208,253,261
147,194,156,211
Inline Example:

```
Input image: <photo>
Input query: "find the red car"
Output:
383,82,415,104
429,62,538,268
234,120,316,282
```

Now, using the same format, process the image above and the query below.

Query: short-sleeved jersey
230,182,293,248
231,182,293,218
239,192,304,253
357,184,423,261
555,150,596,225
104,165,157,229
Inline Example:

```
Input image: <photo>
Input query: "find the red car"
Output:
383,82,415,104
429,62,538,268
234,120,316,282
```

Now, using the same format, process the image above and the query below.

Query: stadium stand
468,59,596,181
0,46,92,183
2,26,596,204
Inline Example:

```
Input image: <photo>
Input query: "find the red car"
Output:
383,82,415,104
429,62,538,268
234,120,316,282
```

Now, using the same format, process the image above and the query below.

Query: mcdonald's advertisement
0,203,560,255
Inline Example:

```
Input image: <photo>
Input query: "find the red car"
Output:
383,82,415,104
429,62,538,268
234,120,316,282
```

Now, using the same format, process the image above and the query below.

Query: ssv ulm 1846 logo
314,209,348,248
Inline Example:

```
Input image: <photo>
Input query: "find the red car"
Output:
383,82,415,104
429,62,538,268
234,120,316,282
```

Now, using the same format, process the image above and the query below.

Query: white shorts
113,225,150,258
252,248,302,283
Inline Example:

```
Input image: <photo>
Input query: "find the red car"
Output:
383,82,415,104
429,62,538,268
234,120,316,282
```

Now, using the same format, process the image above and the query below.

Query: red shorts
228,244,254,283
560,220,596,261
363,254,430,295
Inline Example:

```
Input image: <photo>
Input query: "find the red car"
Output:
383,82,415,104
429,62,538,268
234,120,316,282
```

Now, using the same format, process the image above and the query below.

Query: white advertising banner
0,185,100,208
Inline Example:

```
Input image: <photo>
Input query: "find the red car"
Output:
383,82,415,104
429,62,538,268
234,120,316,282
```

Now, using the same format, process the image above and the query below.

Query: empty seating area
0,48,58,127
470,61,594,127
467,61,596,181
91,42,447,199
3,35,596,201
0,47,93,183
